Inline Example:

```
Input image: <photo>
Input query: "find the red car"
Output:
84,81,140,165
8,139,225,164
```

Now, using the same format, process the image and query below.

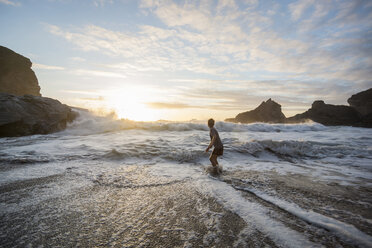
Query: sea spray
64,109,328,136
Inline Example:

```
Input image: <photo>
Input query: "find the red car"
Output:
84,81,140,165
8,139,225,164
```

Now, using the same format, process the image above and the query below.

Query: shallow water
1,111,372,247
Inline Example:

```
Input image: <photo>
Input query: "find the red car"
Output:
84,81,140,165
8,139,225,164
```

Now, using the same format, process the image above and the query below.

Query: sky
1,0,371,121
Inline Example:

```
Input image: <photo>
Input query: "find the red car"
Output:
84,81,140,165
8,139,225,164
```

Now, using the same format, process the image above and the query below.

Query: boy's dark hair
208,118,215,127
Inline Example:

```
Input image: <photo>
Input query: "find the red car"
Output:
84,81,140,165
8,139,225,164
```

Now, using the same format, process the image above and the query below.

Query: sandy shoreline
1,164,371,247
0,166,249,247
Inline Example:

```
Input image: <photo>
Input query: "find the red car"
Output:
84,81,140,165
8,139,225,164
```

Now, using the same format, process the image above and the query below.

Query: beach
1,111,372,247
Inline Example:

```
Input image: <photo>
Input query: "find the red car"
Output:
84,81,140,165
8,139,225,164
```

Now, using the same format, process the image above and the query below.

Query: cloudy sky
1,0,371,121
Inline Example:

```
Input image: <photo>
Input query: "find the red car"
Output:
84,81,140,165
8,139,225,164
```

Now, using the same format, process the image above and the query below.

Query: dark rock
225,99,286,123
360,112,372,128
347,88,372,116
0,47,78,136
286,100,362,126
0,93,78,137
224,88,372,128
0,46,41,96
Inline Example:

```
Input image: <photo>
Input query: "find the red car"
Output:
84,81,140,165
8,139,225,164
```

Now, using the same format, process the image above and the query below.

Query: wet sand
0,166,263,247
222,170,372,237
1,164,371,247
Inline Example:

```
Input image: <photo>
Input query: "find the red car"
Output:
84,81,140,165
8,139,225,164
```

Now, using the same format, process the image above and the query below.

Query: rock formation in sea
0,46,77,137
0,46,41,96
286,100,362,126
0,93,77,137
286,88,372,127
348,88,372,116
225,98,286,123
347,88,372,128
225,88,371,128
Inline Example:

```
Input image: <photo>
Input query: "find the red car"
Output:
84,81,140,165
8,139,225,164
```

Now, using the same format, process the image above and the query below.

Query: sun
104,88,159,122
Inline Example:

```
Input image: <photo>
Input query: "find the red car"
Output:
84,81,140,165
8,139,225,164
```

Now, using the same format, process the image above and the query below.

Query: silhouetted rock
286,100,362,126
360,113,372,128
0,46,41,96
0,93,77,137
225,99,286,123
0,47,78,136
225,89,372,127
347,88,372,116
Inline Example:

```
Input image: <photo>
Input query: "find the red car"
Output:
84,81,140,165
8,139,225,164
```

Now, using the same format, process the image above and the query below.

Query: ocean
1,110,372,247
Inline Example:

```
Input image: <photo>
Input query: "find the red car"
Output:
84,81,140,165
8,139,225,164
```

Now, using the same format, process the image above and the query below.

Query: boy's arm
206,136,216,152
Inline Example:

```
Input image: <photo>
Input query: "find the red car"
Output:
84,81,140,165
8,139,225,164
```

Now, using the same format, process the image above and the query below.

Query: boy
205,118,223,169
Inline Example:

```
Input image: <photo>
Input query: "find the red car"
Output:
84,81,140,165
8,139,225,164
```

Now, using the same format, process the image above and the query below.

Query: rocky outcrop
286,88,372,127
347,88,372,128
0,46,41,96
360,113,372,128
0,46,78,136
286,100,362,126
225,99,286,123
225,89,372,127
0,93,77,137
347,88,372,116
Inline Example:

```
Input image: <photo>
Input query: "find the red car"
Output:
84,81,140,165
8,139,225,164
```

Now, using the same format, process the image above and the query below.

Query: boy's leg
209,154,218,166
215,155,222,173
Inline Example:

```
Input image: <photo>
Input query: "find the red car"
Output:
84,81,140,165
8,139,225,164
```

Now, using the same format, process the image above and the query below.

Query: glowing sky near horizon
1,0,371,121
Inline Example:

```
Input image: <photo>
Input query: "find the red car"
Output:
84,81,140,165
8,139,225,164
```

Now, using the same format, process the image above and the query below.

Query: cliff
0,46,77,136
0,46,41,96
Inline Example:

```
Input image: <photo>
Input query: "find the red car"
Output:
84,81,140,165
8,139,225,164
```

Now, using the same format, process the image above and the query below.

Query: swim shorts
212,147,223,156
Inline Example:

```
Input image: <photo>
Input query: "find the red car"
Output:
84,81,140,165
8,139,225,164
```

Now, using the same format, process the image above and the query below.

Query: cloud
241,0,258,6
165,78,363,116
70,57,86,62
32,63,65,70
93,0,113,7
0,0,20,6
146,102,198,109
288,0,314,21
106,62,163,72
81,96,105,101
46,0,372,108
72,69,127,78
61,90,100,95
217,0,238,13
45,23,231,75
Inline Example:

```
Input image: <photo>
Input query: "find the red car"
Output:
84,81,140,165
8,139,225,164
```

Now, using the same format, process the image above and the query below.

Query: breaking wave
102,148,207,164
229,139,372,161
97,138,372,166
64,109,326,135
2,110,370,166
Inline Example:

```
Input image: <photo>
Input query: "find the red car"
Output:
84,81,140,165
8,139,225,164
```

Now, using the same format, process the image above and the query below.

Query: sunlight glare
105,88,158,122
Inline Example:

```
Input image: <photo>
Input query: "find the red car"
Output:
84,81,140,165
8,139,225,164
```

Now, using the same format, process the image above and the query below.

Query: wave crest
65,110,326,135
230,139,371,161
